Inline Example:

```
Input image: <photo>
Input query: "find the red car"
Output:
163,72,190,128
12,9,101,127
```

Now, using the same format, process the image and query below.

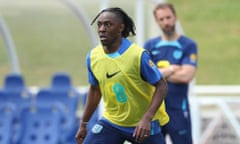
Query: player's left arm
167,64,196,83
133,51,167,142
133,78,168,143
167,42,198,83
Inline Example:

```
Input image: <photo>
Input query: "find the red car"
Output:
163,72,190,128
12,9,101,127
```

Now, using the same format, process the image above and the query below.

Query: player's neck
102,37,122,54
161,32,179,41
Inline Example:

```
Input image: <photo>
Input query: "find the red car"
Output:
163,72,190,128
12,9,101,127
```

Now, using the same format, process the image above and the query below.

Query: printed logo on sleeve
190,53,197,63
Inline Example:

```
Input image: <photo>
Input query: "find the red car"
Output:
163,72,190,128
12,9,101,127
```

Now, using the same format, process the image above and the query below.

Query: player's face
155,7,176,36
97,12,124,47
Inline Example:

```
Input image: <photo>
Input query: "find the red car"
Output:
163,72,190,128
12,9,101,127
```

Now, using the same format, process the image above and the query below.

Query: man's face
155,7,176,36
97,12,123,47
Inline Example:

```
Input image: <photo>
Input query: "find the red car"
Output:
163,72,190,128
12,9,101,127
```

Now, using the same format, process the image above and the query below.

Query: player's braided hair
91,7,136,38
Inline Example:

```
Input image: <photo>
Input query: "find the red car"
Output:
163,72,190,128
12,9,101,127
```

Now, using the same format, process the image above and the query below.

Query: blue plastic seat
51,72,73,92
4,73,25,90
50,72,80,120
0,103,16,144
0,73,32,106
35,72,80,143
0,73,32,143
18,103,64,144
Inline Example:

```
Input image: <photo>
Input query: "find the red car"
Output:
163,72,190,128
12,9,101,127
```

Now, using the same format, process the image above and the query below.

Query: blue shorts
83,120,166,144
162,109,192,144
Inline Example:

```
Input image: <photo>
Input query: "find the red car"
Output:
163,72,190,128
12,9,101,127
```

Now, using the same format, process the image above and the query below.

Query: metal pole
135,0,144,46
100,0,109,10
0,17,21,74
59,0,98,48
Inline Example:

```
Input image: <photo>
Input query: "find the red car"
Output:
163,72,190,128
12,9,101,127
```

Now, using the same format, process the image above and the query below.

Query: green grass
170,0,240,84
0,0,240,86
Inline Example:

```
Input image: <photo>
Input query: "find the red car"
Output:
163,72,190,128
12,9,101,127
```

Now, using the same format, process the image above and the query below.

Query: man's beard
162,25,175,37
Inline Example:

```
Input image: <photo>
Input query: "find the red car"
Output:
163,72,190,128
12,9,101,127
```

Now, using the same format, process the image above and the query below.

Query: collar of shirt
107,38,132,58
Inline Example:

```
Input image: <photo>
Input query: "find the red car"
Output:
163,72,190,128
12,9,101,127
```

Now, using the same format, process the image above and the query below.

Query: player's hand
171,64,180,71
75,124,88,144
133,118,151,143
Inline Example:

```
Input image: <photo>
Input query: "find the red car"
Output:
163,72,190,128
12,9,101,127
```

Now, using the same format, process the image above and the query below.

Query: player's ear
119,24,124,33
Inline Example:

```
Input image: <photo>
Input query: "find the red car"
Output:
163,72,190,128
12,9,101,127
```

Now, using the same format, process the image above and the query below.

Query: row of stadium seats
0,72,98,144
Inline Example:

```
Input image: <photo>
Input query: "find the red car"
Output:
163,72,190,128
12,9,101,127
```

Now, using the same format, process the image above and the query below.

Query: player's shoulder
179,35,196,45
144,36,161,50
145,36,161,44
90,44,102,53
129,43,146,54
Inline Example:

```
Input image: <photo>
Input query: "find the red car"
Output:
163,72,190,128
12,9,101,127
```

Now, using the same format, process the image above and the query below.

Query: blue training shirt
144,35,198,110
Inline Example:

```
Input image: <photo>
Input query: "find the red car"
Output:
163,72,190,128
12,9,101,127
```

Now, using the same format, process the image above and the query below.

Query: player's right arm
75,85,102,144
75,52,102,144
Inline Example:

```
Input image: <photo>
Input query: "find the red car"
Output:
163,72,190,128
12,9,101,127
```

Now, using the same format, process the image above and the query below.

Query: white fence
192,85,240,144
